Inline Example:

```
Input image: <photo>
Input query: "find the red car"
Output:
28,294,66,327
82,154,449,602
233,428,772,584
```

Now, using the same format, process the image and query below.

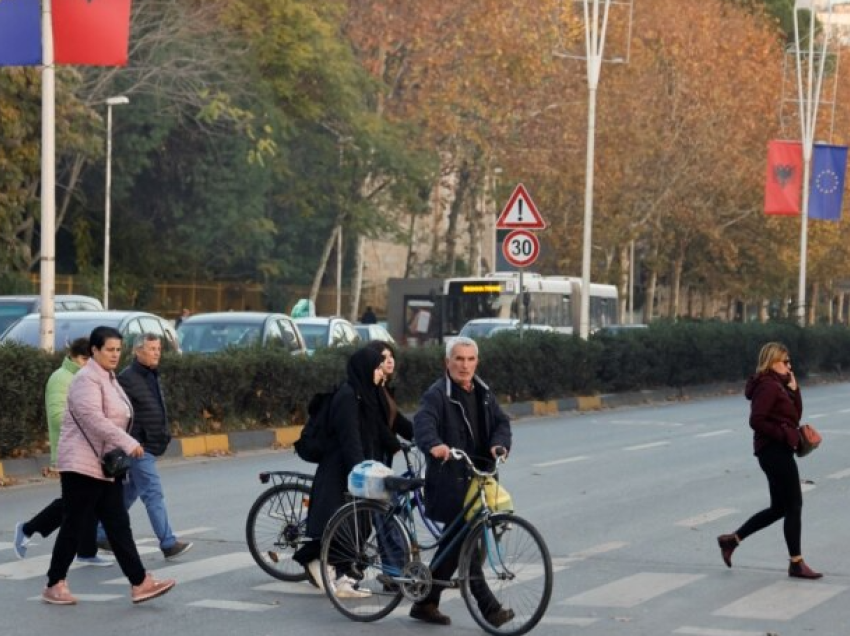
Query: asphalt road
2,382,850,636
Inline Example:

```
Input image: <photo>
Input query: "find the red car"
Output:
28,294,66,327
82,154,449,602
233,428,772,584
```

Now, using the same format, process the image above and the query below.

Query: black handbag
69,410,133,479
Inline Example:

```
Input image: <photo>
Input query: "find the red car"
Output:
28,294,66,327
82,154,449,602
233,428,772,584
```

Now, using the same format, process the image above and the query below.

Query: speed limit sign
501,229,540,268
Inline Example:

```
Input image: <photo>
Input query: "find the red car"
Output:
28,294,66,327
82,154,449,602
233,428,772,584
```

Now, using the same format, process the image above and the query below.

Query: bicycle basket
464,476,513,520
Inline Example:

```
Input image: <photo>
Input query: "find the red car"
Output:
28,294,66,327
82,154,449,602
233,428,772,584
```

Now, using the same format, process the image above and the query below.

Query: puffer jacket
745,369,802,455
118,359,171,456
56,359,140,481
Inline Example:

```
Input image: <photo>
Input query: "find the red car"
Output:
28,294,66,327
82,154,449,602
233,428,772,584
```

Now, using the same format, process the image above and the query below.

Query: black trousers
47,472,146,587
23,497,98,558
736,443,803,557
420,519,499,614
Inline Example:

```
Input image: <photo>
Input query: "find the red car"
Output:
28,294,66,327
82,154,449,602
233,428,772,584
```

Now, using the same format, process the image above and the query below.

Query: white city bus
442,272,617,336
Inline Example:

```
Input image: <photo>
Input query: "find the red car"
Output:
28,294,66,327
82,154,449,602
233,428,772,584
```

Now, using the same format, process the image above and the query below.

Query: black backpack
293,387,337,463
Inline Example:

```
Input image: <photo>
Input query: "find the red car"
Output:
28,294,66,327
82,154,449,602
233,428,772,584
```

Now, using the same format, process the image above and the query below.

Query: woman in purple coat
717,342,821,579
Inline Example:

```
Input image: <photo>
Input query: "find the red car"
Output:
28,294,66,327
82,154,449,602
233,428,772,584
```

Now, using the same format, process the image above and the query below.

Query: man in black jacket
99,333,192,560
412,336,513,627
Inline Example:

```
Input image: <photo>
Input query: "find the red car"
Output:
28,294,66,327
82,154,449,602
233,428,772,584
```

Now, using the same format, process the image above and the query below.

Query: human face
447,344,478,387
771,354,792,375
92,338,122,372
379,348,395,378
136,338,162,369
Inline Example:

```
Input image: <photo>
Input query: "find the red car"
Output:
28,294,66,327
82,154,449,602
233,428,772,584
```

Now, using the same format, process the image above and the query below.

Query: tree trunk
618,243,629,324
349,234,366,322
445,161,471,277
669,257,683,319
310,224,341,304
646,269,658,322
759,298,769,323
808,281,818,326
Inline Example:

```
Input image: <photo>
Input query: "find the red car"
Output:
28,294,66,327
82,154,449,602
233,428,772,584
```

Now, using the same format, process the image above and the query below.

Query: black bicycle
245,470,313,581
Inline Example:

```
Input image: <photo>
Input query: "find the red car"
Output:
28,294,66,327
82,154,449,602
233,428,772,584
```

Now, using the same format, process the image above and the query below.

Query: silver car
177,311,306,355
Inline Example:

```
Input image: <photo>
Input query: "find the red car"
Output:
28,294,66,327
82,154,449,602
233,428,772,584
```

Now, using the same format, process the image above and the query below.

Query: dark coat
414,374,512,523
118,359,171,456
745,369,802,455
303,348,398,542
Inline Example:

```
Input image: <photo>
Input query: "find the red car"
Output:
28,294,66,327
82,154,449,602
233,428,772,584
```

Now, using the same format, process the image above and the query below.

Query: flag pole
39,0,56,351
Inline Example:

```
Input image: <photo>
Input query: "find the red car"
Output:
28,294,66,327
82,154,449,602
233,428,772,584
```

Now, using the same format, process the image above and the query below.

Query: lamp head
106,96,129,106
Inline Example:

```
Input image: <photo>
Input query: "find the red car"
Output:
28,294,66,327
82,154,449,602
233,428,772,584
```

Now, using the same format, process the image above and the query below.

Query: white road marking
808,413,828,420
801,481,816,493
673,627,764,636
188,599,277,612
695,430,733,438
610,419,684,427
837,408,850,414
253,581,323,595
624,441,670,452
713,580,847,620
675,508,738,528
540,616,599,626
533,456,588,468
0,546,160,581
0,541,13,551
553,541,628,567
563,572,704,608
105,552,255,585
827,467,850,480
27,593,124,603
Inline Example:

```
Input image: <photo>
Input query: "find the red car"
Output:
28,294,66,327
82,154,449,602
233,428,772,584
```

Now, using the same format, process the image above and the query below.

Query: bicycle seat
384,475,425,494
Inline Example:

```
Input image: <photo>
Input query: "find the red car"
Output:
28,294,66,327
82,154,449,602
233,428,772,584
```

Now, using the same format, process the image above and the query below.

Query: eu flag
809,144,848,221
0,0,42,66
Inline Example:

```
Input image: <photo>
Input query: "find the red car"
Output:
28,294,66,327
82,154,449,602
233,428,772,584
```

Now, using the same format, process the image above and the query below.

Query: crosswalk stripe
695,430,733,438
624,441,670,451
252,581,324,595
0,541,14,551
104,552,254,585
675,508,738,528
188,599,277,612
540,616,599,626
0,545,160,581
553,541,628,566
563,572,705,608
27,593,124,603
673,627,764,636
714,580,847,620
827,467,850,480
533,456,588,468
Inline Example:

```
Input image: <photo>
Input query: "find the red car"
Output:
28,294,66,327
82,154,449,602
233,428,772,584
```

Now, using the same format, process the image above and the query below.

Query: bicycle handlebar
448,447,506,477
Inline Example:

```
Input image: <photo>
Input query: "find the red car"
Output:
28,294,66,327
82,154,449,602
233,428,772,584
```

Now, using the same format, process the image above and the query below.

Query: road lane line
674,627,764,636
695,430,733,438
675,508,738,528
624,441,670,451
534,456,588,468
104,552,255,585
713,580,846,620
563,572,704,608
827,467,850,480
189,599,277,612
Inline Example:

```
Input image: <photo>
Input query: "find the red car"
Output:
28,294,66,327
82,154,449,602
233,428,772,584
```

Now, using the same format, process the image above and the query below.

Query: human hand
430,444,450,461
491,446,508,460
130,445,144,458
787,371,798,391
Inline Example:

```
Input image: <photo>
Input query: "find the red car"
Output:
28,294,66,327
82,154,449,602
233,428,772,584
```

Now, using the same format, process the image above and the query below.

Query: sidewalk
0,378,789,482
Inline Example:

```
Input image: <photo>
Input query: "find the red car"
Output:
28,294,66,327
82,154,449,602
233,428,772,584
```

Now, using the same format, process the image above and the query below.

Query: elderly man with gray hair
411,336,513,627
97,333,192,560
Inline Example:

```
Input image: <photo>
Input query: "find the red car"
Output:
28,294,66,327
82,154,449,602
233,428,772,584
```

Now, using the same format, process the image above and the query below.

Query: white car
294,317,361,354
458,318,554,340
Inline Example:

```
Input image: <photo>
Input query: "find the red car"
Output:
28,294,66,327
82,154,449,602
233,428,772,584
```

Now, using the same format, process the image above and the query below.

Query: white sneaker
334,575,371,599
306,560,326,592
75,554,114,567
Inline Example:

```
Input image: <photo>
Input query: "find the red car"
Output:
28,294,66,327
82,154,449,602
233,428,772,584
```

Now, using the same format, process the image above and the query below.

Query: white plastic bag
348,460,394,500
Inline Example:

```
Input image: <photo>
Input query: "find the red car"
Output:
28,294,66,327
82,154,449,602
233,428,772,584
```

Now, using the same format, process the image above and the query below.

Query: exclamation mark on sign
517,199,524,223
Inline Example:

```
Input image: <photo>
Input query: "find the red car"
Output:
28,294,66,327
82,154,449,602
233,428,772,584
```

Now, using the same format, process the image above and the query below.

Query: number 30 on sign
502,229,540,268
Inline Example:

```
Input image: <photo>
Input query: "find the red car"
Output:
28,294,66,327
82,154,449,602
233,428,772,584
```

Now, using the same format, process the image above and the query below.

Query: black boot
717,534,738,568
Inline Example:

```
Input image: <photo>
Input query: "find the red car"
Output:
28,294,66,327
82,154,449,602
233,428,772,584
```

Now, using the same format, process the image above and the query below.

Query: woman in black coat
365,339,414,467
293,347,399,596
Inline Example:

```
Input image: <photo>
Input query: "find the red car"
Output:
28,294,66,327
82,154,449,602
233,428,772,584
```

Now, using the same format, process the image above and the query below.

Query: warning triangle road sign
495,183,546,229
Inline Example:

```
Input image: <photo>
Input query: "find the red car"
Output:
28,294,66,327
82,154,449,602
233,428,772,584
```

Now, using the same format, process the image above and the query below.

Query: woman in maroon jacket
717,342,821,579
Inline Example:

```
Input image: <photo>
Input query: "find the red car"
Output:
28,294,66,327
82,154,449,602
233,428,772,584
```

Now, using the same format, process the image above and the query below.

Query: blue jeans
98,452,177,550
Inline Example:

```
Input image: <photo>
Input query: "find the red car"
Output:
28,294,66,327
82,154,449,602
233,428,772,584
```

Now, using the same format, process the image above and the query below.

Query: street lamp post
103,95,129,310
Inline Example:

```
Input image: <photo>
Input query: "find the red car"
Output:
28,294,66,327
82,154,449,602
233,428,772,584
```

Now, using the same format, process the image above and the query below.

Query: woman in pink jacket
42,326,177,605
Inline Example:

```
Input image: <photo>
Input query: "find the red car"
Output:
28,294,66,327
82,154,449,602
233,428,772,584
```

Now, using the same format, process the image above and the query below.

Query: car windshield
178,322,262,353
3,316,121,349
295,323,329,350
0,304,33,334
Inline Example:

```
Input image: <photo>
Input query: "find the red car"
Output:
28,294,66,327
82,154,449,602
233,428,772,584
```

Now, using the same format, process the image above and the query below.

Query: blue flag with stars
0,0,42,66
809,144,848,221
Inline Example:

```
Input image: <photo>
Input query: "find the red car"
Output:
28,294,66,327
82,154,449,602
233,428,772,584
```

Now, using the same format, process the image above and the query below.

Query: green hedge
4,322,850,458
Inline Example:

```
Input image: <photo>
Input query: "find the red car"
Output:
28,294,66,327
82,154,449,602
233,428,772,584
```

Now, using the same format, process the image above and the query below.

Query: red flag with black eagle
764,140,803,215
52,0,132,67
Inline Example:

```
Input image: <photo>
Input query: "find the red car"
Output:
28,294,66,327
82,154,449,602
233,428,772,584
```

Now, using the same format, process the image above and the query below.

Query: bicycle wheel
245,483,310,581
320,499,409,622
459,513,553,636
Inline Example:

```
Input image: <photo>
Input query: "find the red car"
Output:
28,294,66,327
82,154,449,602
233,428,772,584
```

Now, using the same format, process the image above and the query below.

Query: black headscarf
345,347,383,411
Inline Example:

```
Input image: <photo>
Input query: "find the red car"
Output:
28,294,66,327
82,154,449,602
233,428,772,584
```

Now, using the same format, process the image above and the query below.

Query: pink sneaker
131,573,176,604
42,580,78,605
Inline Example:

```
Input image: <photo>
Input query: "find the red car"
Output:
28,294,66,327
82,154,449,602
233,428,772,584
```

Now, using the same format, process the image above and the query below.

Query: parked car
0,310,179,352
176,311,306,355
354,322,396,345
294,316,360,354
0,294,103,334
457,318,555,340
596,323,650,335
